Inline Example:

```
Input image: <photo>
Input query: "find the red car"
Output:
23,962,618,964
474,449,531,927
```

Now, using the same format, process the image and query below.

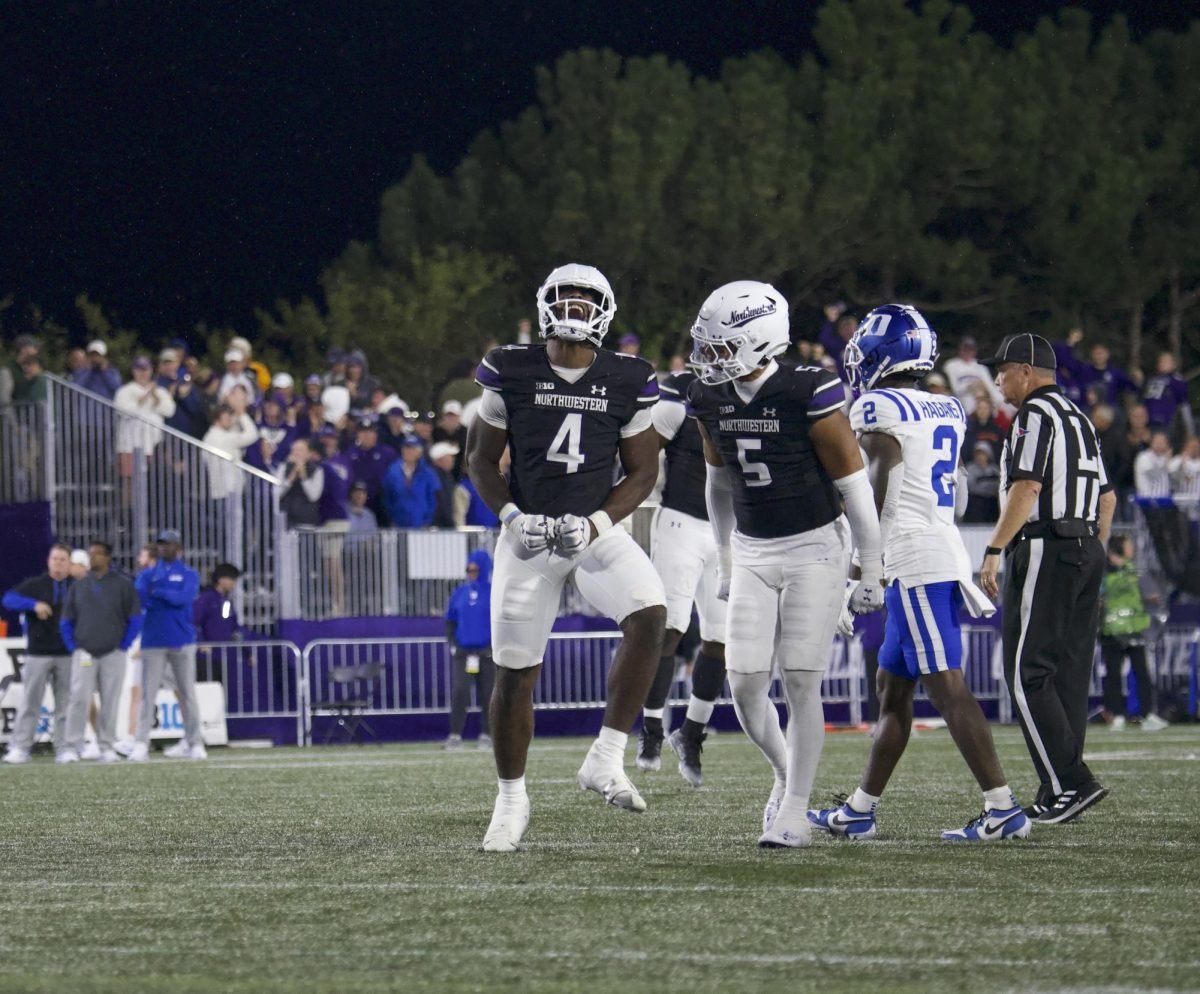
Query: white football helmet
536,264,617,348
690,280,790,384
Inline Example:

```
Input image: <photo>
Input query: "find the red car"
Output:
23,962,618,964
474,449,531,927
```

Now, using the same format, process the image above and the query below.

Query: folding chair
312,661,383,744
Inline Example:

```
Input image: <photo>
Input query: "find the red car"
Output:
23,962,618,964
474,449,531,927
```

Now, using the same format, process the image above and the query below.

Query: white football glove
837,580,856,638
849,568,885,615
553,514,593,556
512,513,555,552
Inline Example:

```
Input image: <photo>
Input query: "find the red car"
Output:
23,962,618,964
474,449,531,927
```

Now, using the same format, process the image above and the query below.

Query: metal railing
38,375,284,628
195,640,304,744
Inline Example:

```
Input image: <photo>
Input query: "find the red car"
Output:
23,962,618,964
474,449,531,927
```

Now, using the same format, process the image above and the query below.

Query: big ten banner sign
0,637,227,746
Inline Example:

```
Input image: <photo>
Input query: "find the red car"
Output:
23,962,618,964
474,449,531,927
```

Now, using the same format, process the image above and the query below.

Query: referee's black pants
1002,535,1104,800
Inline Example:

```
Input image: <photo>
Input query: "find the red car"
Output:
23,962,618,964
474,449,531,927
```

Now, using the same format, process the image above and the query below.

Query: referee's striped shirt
1000,384,1111,523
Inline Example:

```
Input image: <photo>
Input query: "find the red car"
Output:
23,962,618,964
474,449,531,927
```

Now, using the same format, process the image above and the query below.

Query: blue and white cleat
940,805,1031,842
807,801,877,840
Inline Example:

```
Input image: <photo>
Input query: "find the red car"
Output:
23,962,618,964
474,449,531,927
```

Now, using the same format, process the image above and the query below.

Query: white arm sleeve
705,463,736,572
834,468,883,579
651,400,686,441
620,406,654,438
477,389,508,430
954,463,969,520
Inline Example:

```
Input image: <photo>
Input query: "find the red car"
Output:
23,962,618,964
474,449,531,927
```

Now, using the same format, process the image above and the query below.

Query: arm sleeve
60,619,77,652
834,468,883,578
476,389,508,429
119,613,143,652
651,399,687,442
3,591,39,612
705,463,736,554
619,407,654,439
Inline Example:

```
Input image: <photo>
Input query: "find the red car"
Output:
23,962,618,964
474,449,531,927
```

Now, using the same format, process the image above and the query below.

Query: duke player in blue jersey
808,305,1030,842
467,264,667,852
689,281,885,848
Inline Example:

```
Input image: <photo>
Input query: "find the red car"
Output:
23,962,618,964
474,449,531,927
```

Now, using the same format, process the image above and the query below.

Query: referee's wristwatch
984,546,1002,558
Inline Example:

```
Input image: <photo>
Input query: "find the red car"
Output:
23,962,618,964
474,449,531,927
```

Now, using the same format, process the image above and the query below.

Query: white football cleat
758,815,813,849
188,744,208,760
481,794,531,853
112,738,136,757
128,742,150,763
576,752,647,812
163,740,192,759
98,749,121,763
55,749,80,765
80,741,102,761
3,747,31,765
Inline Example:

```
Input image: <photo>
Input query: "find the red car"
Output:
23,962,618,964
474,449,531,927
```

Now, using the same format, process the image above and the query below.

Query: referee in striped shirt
978,334,1116,825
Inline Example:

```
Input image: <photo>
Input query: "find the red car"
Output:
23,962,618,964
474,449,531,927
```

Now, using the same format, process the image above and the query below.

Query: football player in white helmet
809,304,1031,842
688,280,885,848
468,263,667,852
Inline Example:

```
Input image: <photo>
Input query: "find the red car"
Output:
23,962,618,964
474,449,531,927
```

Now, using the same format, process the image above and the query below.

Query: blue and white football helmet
690,280,790,385
536,263,617,348
843,303,938,391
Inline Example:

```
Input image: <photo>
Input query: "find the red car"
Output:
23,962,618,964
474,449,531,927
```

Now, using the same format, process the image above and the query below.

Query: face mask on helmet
536,264,616,348
689,281,790,385
845,304,938,392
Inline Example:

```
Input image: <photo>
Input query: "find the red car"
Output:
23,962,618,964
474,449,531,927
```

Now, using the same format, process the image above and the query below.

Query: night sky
2,1,1192,343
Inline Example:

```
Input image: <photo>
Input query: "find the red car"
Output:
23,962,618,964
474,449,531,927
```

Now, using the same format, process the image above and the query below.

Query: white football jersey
849,387,972,586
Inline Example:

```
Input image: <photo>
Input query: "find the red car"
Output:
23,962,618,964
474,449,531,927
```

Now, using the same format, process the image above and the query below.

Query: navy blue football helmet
843,304,938,391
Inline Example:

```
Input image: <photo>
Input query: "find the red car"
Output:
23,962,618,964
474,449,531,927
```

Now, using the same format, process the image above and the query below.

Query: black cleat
667,727,705,787
636,724,664,771
1035,781,1109,825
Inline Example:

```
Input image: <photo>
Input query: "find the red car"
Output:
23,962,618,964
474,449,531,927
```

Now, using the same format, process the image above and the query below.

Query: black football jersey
657,371,708,521
688,361,845,539
476,344,658,517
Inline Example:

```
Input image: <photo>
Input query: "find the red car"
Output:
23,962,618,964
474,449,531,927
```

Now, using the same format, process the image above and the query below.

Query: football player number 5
736,438,772,488
548,413,585,473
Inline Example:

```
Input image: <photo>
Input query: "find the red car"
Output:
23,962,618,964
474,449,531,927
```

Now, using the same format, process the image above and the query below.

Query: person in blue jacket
382,435,441,528
443,549,493,750
131,529,204,761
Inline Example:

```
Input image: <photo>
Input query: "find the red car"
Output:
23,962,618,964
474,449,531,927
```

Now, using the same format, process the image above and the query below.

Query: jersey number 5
548,412,585,474
931,424,959,507
736,438,772,487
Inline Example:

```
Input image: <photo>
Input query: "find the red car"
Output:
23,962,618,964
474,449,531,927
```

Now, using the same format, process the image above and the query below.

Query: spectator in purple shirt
1078,342,1140,407
193,563,243,684
1142,351,1192,435
346,417,398,523
244,395,297,473
1053,328,1088,406
72,340,122,400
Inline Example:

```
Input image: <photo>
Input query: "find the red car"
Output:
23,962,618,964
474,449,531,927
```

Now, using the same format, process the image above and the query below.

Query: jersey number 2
548,413,585,474
931,425,959,507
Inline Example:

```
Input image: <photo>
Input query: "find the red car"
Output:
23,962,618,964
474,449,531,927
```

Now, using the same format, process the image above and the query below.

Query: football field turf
2,725,1197,994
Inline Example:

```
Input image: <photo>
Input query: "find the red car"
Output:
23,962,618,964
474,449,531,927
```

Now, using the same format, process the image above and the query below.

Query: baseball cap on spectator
619,333,640,348
326,348,345,365
224,348,245,363
349,480,368,493
70,549,90,567
414,411,434,424
960,336,978,351
230,336,253,357
272,372,294,389
440,399,463,417
980,333,1057,370
156,528,182,544
317,424,338,438
974,442,994,456
304,373,322,386
384,405,408,419
429,441,459,461
14,335,38,352
86,340,107,356
132,357,152,371
346,353,365,368
401,434,423,448
168,337,189,356
356,417,378,431
925,371,949,388
159,348,180,363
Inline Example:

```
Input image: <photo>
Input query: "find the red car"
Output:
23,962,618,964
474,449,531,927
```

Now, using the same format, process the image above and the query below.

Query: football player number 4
736,438,772,487
548,413,585,474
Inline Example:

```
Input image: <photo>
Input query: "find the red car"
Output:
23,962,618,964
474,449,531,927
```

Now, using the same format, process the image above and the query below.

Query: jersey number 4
548,413,585,474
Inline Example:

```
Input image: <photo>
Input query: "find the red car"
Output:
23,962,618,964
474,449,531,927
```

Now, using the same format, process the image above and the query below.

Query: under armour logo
762,407,776,417
591,385,607,396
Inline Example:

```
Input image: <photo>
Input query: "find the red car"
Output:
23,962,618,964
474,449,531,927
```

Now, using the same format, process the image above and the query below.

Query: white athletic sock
498,776,527,802
643,707,664,721
728,671,787,782
848,788,880,813
592,725,628,765
774,793,810,825
781,669,825,810
686,695,715,726
984,785,1016,811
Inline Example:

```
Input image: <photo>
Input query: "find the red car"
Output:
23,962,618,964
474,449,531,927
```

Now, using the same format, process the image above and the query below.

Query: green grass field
2,725,1198,994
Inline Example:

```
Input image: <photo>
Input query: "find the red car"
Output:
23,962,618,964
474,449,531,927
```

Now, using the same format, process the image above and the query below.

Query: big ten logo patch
155,700,184,733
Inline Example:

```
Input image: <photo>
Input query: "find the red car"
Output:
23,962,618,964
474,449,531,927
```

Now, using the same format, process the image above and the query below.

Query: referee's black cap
980,333,1057,370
